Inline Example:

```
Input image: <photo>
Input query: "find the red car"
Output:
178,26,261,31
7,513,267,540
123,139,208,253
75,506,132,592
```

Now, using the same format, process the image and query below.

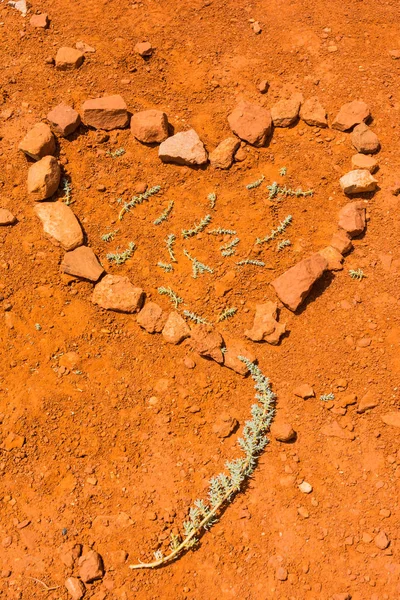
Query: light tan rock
55,47,84,70
19,122,56,160
137,302,167,333
270,422,296,442
299,97,328,127
351,122,380,154
339,170,378,194
92,275,144,313
318,246,344,271
332,100,370,131
271,93,303,127
130,109,169,143
294,384,314,399
209,137,240,169
162,312,190,344
65,577,85,600
47,102,81,136
27,155,61,201
34,202,84,250
190,324,224,363
0,209,17,226
158,129,208,165
330,230,353,255
351,154,378,173
78,550,104,583
244,302,286,345
338,201,366,237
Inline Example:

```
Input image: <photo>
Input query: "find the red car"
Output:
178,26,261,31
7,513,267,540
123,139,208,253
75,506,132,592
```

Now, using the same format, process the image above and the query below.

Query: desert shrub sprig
106,242,135,265
236,259,265,267
279,167,287,176
165,234,177,263
267,182,313,200
208,228,237,236
107,147,125,158
154,200,174,225
320,393,335,402
184,250,213,278
118,185,161,220
220,237,240,257
349,268,366,280
246,175,264,190
256,215,292,245
182,214,212,238
157,286,183,308
62,178,72,205
101,230,118,242
208,192,217,209
157,262,174,273
183,310,209,325
218,307,237,322
129,357,275,570
277,239,291,252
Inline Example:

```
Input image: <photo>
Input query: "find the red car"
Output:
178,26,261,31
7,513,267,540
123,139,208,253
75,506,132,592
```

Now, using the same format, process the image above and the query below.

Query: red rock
76,41,96,53
294,384,314,399
61,246,104,282
158,129,208,166
55,47,84,70
258,79,269,94
299,96,328,127
92,275,144,313
271,93,303,127
212,413,238,438
82,95,129,130
389,49,400,59
34,202,83,251
19,122,56,160
321,420,355,440
330,230,353,255
0,209,16,226
47,102,81,136
351,123,380,154
244,302,286,344
381,412,400,428
374,531,390,550
332,594,351,600
65,577,85,600
190,324,224,363
338,394,357,408
78,550,104,583
29,13,49,28
137,302,167,333
209,137,240,169
223,338,256,375
271,253,328,312
27,156,61,201
135,41,153,57
214,270,235,297
130,109,169,144
338,201,366,237
351,153,378,173
357,389,379,414
252,21,262,34
340,169,378,194
270,422,296,442
162,312,190,344
275,566,288,581
1,432,25,451
318,246,344,271
332,100,370,131
228,100,272,146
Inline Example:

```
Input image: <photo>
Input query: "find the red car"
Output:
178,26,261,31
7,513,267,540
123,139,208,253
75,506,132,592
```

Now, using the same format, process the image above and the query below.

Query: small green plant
246,175,264,190
279,167,287,176
256,215,292,245
218,307,237,322
35,323,42,331
277,239,291,252
267,182,313,200
184,250,213,279
119,186,161,220
208,192,217,209
106,242,135,265
157,262,174,273
62,178,72,205
236,259,265,267
165,234,177,263
158,286,183,308
320,393,335,402
208,228,237,236
154,201,174,225
182,214,212,238
129,357,275,570
183,310,209,325
101,230,118,242
107,147,126,158
220,237,240,257
349,268,366,281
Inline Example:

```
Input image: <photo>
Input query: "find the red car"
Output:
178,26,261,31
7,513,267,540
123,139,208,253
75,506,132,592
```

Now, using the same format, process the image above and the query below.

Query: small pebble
298,481,313,494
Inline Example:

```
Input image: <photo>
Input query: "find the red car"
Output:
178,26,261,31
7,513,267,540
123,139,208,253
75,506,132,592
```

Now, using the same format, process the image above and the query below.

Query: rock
130,109,169,144
390,182,400,196
158,129,208,166
389,49,400,59
294,384,314,399
0,209,16,226
252,21,262,34
209,137,240,169
190,324,224,363
212,413,238,438
1,432,25,451
55,47,84,70
321,420,355,440
351,153,378,173
330,230,353,255
299,481,312,493
271,253,328,312
338,201,366,237
82,95,129,130
351,123,380,154
381,412,400,428
332,100,370,131
76,41,96,53
228,100,272,146
19,122,56,160
223,339,256,375
27,156,61,201
357,389,379,414
275,566,288,581
29,13,49,28
374,531,390,550
34,202,84,250
61,246,104,282
244,302,286,345
318,246,344,271
78,550,104,583
137,302,167,333
234,146,247,162
271,93,303,127
299,97,328,127
270,422,296,442
332,594,351,600
65,577,85,600
258,79,269,94
92,275,144,313
47,102,81,136
162,312,190,344
135,41,153,57
340,169,377,195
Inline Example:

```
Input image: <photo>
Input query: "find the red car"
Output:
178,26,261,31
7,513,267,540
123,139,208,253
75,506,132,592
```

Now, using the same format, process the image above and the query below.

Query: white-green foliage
279,167,287,176
277,239,291,252
154,200,174,225
129,358,275,570
157,286,183,308
218,307,237,322
165,234,177,263
256,215,292,245
236,259,265,267
101,230,118,242
35,323,41,331
107,147,126,158
106,241,135,265
157,262,173,273
267,181,313,200
62,177,72,205
208,228,237,236
208,192,217,209
320,393,335,402
246,175,265,190
220,237,240,257
182,214,212,238
118,185,161,220
183,310,209,325
349,268,366,281
184,250,213,278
